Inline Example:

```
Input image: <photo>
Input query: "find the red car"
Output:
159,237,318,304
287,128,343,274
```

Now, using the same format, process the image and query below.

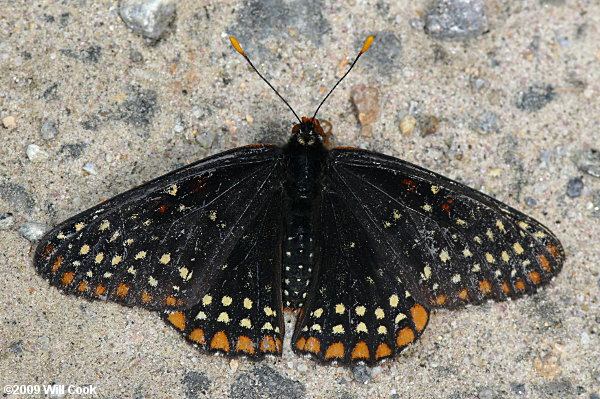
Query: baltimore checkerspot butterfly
34,36,564,365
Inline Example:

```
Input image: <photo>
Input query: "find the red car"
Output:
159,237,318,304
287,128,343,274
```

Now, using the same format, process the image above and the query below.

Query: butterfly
34,36,564,365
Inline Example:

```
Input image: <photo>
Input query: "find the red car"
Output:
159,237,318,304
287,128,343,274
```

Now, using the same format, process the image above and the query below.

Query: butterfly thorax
281,119,328,309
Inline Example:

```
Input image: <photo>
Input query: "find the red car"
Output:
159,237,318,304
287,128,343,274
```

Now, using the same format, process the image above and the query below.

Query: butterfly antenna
312,35,374,121
230,36,302,124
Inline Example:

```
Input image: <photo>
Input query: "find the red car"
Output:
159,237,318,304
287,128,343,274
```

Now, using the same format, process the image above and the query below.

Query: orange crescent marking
324,342,345,360
295,337,306,351
458,288,469,300
375,343,392,359
51,255,63,272
479,280,493,294
351,341,370,360
435,294,447,305
501,281,512,294
189,328,205,344
236,336,256,355
94,284,106,296
167,312,186,331
546,244,561,259
410,304,428,332
77,281,87,292
538,254,552,272
515,280,526,291
529,271,541,285
260,336,277,353
396,327,415,347
116,283,130,298
165,296,177,306
303,337,321,354
61,272,74,286
141,291,152,303
210,331,230,352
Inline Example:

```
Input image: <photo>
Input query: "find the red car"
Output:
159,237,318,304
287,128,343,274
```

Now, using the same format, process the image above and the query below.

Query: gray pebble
516,85,555,112
195,130,217,149
40,119,58,140
576,148,600,178
524,196,537,207
119,0,176,40
471,111,499,135
424,0,489,41
0,212,15,230
566,177,584,198
352,363,372,384
181,371,210,399
19,222,49,241
83,162,98,175
130,50,144,63
26,144,49,162
230,366,305,399
0,183,35,213
477,388,495,399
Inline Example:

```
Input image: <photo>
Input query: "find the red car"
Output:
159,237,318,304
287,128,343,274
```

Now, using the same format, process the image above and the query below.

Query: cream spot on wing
439,250,450,263
240,318,252,329
422,204,432,212
159,253,171,264
452,274,461,283
75,222,85,231
312,308,323,317
217,312,230,323
127,266,136,275
179,267,190,280
463,249,473,257
496,220,506,232
261,322,273,330
393,209,401,219
518,221,529,229
335,304,345,314
431,185,440,194
395,313,407,324
244,298,253,309
95,253,104,264
166,184,178,196
389,294,399,308
148,276,158,287
513,242,524,254
310,324,321,331
111,255,122,265
534,231,547,238
474,236,482,244
195,311,206,320
202,295,212,306
222,296,232,306
264,306,274,316
99,220,110,231
472,263,481,272
80,244,90,255
485,253,495,263
456,219,467,226
57,233,66,239
355,306,366,316
375,308,385,319
135,251,147,260
486,229,494,240
103,272,112,278
501,251,510,262
109,231,121,242
209,210,217,221
423,265,432,279
356,322,368,333
332,324,344,334
378,325,387,335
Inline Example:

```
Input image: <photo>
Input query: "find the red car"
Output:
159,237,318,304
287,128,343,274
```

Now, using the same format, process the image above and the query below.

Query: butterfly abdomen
282,140,328,309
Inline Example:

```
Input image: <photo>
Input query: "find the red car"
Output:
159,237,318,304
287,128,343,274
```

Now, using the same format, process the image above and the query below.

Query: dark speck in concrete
113,87,158,127
424,0,489,41
575,148,600,178
230,365,305,399
516,85,555,112
524,196,537,207
182,371,210,399
60,143,88,160
8,340,24,354
590,393,600,399
470,111,499,135
352,363,372,384
42,83,59,100
511,383,526,395
536,379,573,397
81,114,101,131
60,12,70,26
0,183,35,214
566,177,584,198
359,31,402,76
60,45,102,64
230,0,330,53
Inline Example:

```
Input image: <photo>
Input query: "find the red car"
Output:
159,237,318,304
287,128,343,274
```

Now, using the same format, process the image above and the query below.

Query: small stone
424,0,489,42
19,222,49,241
511,384,526,395
82,162,98,175
575,148,600,178
296,363,308,373
40,119,58,140
130,50,144,63
229,358,239,372
119,0,177,40
400,114,417,135
471,111,499,135
351,85,380,137
524,196,537,207
581,331,590,345
566,177,584,198
174,123,185,133
478,388,495,399
352,363,372,384
516,85,555,112
0,212,15,230
419,114,440,136
2,115,17,129
26,144,49,162
195,129,217,148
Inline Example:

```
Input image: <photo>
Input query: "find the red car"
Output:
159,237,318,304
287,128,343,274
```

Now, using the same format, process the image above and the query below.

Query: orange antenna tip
229,36,245,56
360,35,375,54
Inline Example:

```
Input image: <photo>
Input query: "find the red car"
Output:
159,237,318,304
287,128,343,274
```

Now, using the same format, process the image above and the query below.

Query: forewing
292,189,430,364
34,145,284,310
163,189,285,358
326,149,565,309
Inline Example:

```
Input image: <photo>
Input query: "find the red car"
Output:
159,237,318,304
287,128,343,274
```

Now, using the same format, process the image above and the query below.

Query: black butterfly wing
162,188,285,358
34,144,285,311
323,148,565,309
292,188,430,364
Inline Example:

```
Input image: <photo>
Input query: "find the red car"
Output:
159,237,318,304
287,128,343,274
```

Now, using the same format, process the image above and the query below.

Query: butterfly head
291,117,326,146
